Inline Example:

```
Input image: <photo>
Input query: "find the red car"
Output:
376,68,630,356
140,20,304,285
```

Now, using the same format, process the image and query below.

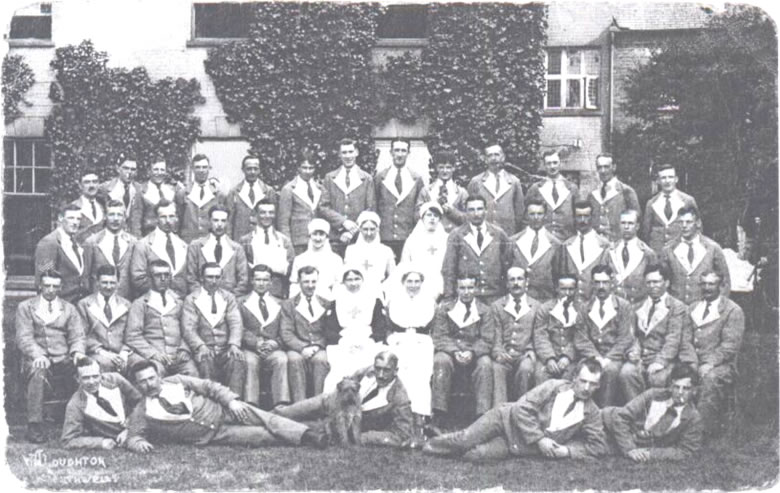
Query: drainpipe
608,24,616,151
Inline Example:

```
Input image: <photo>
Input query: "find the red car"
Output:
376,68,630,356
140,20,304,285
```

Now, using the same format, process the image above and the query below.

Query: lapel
149,230,187,274
291,177,320,210
295,295,327,324
651,191,685,226
332,167,363,196
142,181,175,205
146,291,177,316
447,300,481,328
588,296,618,330
609,239,645,283
429,179,459,206
237,180,264,210
193,289,227,328
566,231,604,273
78,196,104,225
359,375,392,412
96,230,131,266
590,179,621,205
243,292,281,328
635,295,670,335
515,227,552,265
146,382,192,421
249,228,286,266
187,182,216,209
58,231,85,274
503,295,531,321
538,179,570,210
690,298,721,327
463,226,493,256
106,178,137,208
86,295,129,327
673,237,707,274
83,385,126,424
481,171,512,200
382,167,415,204
34,297,64,325
550,299,578,327
547,387,584,432
201,235,235,269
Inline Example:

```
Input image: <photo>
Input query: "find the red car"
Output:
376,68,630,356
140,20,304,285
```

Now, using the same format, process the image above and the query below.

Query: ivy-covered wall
2,54,36,124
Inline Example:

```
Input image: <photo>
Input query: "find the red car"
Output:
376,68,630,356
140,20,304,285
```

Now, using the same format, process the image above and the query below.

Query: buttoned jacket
432,299,495,358
16,296,86,360
130,229,189,296
174,182,225,243
277,177,323,247
77,293,132,355
125,290,189,359
99,178,144,236
185,235,249,295
606,238,657,303
555,231,610,303
34,229,93,302
374,166,430,242
491,294,541,358
279,294,336,352
318,166,376,240
630,294,686,367
588,179,640,242
237,228,295,298
641,190,698,253
68,197,105,243
226,179,277,241
510,227,561,301
467,170,525,236
127,180,178,237
661,235,731,304
86,229,138,299
533,298,581,363
679,297,744,369
574,296,635,362
526,178,580,241
238,293,284,350
181,288,243,351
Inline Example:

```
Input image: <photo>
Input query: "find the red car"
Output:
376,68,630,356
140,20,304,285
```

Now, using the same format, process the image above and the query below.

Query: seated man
423,358,607,461
533,273,581,386
16,269,86,443
61,357,142,449
275,351,414,448
182,262,245,394
602,365,702,462
125,361,327,452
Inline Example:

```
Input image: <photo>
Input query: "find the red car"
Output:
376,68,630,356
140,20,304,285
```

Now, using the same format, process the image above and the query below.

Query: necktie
263,227,270,245
48,301,54,313
579,234,585,263
551,180,560,204
394,169,403,195
211,292,218,314
601,182,608,201
158,397,188,415
599,299,606,319
647,298,659,327
160,291,167,307
664,194,673,221
530,230,539,258
344,170,351,189
70,236,83,269
199,184,205,200
306,296,315,317
156,182,163,200
462,303,472,323
90,199,97,220
702,301,711,320
362,385,380,404
165,232,176,269
214,236,222,263
621,242,630,268
258,297,269,321
494,173,501,194
112,234,121,266
306,180,315,202
687,241,695,265
103,295,113,321
93,393,118,417
650,406,678,436
476,227,484,249
439,180,448,205
123,182,131,209
248,183,256,205
563,299,571,324
514,298,523,316
563,397,581,417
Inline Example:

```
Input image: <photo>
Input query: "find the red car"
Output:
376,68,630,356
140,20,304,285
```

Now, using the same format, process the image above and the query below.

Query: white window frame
544,48,600,110
3,139,52,197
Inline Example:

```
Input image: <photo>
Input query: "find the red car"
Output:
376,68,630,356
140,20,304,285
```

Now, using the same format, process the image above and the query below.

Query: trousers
432,352,493,415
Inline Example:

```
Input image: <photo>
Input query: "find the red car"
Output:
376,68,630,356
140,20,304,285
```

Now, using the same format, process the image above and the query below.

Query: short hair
542,150,559,160
591,264,614,278
400,270,425,284
507,266,527,278
299,147,316,164
620,209,640,221
643,263,669,280
576,357,604,376
251,264,272,276
192,154,209,164
80,168,99,179
96,264,119,280
375,350,399,369
342,268,364,282
573,200,592,212
130,360,158,379
40,269,62,281
253,198,275,212
200,261,222,278
670,364,699,386
390,137,411,150
433,150,456,165
154,199,176,216
149,259,171,271
339,138,357,149
60,203,82,215
525,199,547,212
464,195,486,207
555,272,578,285
699,269,723,284
76,356,99,370
298,265,319,279
483,142,503,152
677,205,699,219
209,204,230,218
242,155,260,168
456,272,478,283
595,153,614,164
656,163,676,175
105,199,125,210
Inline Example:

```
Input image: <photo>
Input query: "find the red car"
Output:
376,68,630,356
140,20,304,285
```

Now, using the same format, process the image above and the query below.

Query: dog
324,377,362,446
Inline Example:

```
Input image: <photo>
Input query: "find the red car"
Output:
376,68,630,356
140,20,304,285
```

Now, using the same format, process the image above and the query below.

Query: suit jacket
185,235,249,295
226,179,277,241
589,179,640,242
130,229,189,296
61,372,142,449
631,294,686,367
238,228,295,298
661,235,731,304
441,222,513,301
126,374,239,449
34,229,94,303
238,293,284,350
491,294,541,358
277,176,323,248
86,229,138,299
99,178,144,236
507,379,607,458
555,231,610,303
606,238,657,303
533,298,580,363
510,226,561,302
125,290,189,359
526,178,580,241
432,299,495,357
574,296,635,362
279,294,335,352
69,196,105,243
609,388,703,460
174,181,225,243
127,180,178,237
318,166,376,240
77,293,132,355
679,297,744,369
351,366,414,443
374,166,430,243
641,189,698,253
427,179,468,233
467,170,525,236
16,296,86,360
181,288,243,351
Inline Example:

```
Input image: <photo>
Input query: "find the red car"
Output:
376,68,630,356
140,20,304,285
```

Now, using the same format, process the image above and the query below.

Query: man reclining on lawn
422,357,608,461
125,360,327,452
602,364,703,462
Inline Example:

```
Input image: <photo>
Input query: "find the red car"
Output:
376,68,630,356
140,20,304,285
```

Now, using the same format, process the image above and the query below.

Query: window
544,48,600,110
4,139,52,195
192,2,253,40
9,3,52,40
377,5,428,39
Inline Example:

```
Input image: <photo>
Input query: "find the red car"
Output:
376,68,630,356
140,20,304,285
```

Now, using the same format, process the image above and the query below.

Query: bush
2,54,36,124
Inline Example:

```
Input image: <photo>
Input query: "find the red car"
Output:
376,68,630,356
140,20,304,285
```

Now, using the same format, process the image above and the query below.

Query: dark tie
476,227,484,249
514,298,523,316
579,234,585,263
160,291,167,307
70,236,83,269
263,227,270,245
647,298,659,327
601,182,608,201
93,393,118,417
530,230,539,258
394,170,403,195
307,180,315,202
199,185,205,200
306,296,315,317
494,174,501,194
112,234,121,266
211,292,218,314
258,297,269,320
214,236,223,263
103,295,113,321
158,397,189,415
563,397,581,417
362,385,380,404
123,182,131,209
621,242,630,268
649,406,678,436
551,180,560,204
563,299,571,324
345,170,351,189
248,184,256,205
156,182,163,199
664,194,673,221
439,181,448,205
165,232,176,269
599,299,605,319
686,241,695,264
462,303,472,323
702,301,711,320
48,301,54,313
90,199,98,220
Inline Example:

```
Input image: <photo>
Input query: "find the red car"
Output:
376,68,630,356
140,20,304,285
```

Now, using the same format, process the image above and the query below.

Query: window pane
4,141,13,168
587,78,599,108
547,49,562,75
377,5,427,38
9,15,51,39
546,80,561,107
567,50,581,75
194,3,252,38
35,168,51,193
5,169,15,192
584,50,600,75
16,168,33,193
566,79,581,108
16,141,33,167
34,142,52,167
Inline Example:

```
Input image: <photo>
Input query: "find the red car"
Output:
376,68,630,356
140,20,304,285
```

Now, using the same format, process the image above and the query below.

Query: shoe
26,423,47,444
422,440,452,456
423,424,443,438
301,429,328,449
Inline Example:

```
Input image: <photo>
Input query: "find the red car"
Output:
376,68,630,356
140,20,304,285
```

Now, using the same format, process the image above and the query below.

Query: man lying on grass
423,357,608,461
125,360,327,452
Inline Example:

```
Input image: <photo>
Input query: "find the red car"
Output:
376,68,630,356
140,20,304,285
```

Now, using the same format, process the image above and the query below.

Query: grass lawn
4,421,778,491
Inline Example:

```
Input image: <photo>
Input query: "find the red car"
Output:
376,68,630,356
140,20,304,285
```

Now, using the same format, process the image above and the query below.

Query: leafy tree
2,54,36,124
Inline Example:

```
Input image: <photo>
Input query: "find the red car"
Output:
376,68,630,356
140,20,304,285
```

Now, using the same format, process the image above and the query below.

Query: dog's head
336,377,361,406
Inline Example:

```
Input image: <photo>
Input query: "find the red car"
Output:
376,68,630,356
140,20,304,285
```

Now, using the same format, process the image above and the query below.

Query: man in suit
277,150,322,254
556,201,610,303
69,169,105,243
175,154,225,243
86,199,138,299
606,209,657,304
427,150,467,233
130,200,189,296
642,164,699,253
128,161,179,237
589,154,640,242
375,138,430,258
34,203,93,303
125,260,199,377
619,264,686,401
467,143,525,236
661,206,731,304
492,267,542,405
533,273,581,386
275,351,415,448
125,361,326,452
510,199,561,302
679,270,744,434
61,357,142,449
574,265,635,407
77,265,133,374
526,151,579,242
603,365,703,461
227,155,277,241
318,138,376,255
16,270,86,443
431,275,495,429
423,358,607,461
239,199,295,298
99,158,143,237
186,205,249,295
280,266,334,400
239,264,291,407
181,262,245,394
442,195,513,304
